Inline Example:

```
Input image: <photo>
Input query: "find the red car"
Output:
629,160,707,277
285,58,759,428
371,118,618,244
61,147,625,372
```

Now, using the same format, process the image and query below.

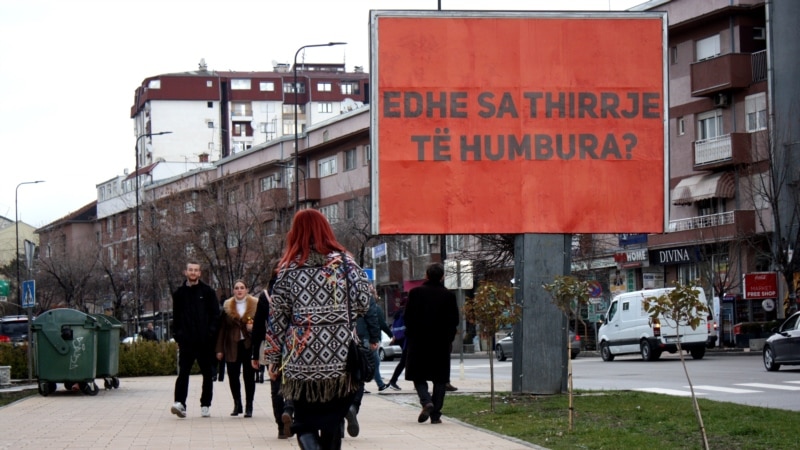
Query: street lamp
134,131,171,333
15,180,44,308
293,42,346,213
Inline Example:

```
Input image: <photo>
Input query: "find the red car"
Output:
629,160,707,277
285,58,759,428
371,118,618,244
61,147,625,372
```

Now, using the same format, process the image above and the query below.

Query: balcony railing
668,212,734,232
694,132,752,168
751,50,767,83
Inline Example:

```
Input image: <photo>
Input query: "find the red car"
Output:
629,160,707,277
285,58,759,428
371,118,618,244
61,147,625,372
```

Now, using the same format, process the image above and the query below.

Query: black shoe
445,383,458,392
431,418,442,424
378,384,389,392
244,408,252,418
281,410,294,438
418,403,434,423
388,382,401,391
230,403,243,416
345,405,360,437
363,389,371,394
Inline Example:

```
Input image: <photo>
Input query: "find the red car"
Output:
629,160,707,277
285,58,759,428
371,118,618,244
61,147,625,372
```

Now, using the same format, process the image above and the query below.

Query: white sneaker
171,402,187,418
201,406,210,417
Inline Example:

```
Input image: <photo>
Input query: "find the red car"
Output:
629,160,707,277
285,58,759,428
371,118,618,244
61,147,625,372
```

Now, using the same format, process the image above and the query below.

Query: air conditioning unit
713,93,729,108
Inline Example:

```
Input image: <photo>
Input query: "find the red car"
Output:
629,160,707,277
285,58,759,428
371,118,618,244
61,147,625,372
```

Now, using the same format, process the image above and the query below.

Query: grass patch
0,389,36,407
445,391,800,450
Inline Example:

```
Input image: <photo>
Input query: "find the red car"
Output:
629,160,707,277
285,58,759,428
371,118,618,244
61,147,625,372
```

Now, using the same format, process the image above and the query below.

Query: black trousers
413,380,446,421
174,341,215,408
225,340,256,407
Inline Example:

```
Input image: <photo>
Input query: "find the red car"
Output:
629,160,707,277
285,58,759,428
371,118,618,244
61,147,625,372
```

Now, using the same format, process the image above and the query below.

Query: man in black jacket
344,294,380,437
404,262,459,425
170,261,220,419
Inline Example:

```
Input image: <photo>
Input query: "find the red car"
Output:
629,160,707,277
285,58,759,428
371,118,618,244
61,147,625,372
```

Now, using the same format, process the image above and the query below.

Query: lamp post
293,42,346,213
15,180,44,308
134,131,171,334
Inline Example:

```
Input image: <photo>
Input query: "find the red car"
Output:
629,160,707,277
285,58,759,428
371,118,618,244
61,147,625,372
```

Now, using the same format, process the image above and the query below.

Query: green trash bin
90,314,122,390
31,309,100,396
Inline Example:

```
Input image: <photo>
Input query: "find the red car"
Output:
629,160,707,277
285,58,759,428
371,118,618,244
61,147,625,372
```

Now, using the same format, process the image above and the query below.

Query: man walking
171,261,220,418
404,262,459,424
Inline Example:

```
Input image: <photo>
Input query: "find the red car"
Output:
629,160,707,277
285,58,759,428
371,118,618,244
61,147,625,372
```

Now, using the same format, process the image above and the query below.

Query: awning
672,171,735,205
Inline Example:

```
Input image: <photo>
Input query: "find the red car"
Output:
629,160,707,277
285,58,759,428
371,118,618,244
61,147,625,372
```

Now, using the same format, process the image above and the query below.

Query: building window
283,82,305,94
244,181,253,200
363,145,370,165
446,235,464,253
260,175,278,191
107,218,114,233
263,220,277,236
227,189,237,204
227,232,238,248
318,157,337,177
232,102,252,117
259,81,275,91
320,204,339,224
184,199,196,213
345,198,358,219
344,148,357,171
318,102,333,113
148,79,161,89
206,80,213,87
678,263,700,285
207,121,214,128
697,110,723,141
317,82,332,92
207,101,213,108
670,46,678,65
678,117,685,136
745,93,767,132
231,79,251,90
340,81,360,95
696,34,720,61
233,123,250,136
283,104,305,114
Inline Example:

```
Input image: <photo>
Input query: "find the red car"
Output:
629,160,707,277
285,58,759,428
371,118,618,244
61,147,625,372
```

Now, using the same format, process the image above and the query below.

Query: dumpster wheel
103,378,120,390
38,382,57,396
80,381,99,396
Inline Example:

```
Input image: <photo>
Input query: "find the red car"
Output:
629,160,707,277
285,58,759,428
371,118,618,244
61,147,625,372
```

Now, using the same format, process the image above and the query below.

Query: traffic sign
22,280,35,308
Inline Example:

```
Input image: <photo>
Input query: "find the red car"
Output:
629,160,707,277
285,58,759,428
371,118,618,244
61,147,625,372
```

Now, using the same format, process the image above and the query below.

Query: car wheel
690,347,705,360
600,342,614,361
763,346,780,372
641,341,654,361
570,351,578,360
495,345,507,361
379,348,386,362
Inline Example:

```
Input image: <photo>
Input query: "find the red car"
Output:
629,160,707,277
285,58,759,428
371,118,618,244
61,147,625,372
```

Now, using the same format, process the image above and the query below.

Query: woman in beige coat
216,279,258,417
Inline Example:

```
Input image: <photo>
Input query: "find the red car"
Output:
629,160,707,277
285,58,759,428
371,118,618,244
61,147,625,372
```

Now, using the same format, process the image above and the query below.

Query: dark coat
356,297,380,344
404,279,459,383
215,295,258,362
171,280,220,348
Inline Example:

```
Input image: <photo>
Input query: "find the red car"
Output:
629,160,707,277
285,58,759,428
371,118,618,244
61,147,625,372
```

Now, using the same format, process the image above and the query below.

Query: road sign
372,243,387,259
363,268,375,281
22,280,35,308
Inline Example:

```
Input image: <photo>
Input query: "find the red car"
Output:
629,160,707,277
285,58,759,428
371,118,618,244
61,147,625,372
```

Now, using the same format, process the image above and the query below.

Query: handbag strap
340,252,356,331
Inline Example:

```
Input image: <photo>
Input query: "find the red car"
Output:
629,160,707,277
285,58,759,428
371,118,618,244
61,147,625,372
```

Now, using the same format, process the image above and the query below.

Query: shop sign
618,234,648,247
649,246,700,265
743,272,778,299
614,249,649,268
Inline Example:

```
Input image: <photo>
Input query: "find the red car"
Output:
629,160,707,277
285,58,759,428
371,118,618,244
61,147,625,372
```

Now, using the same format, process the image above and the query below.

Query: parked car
495,330,581,361
379,330,402,361
0,315,30,345
763,311,800,371
121,334,141,344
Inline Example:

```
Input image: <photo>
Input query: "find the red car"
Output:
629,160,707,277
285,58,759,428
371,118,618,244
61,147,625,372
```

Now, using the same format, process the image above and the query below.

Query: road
378,351,800,411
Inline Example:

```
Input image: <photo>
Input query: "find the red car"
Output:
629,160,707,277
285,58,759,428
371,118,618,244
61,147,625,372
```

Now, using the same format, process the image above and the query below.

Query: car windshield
2,322,28,337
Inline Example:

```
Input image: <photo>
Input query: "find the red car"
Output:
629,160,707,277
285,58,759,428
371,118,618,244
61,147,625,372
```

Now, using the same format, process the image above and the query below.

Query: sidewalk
0,374,540,449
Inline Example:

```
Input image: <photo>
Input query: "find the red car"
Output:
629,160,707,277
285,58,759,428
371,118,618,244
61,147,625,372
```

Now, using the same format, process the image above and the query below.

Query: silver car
379,330,402,361
495,330,581,361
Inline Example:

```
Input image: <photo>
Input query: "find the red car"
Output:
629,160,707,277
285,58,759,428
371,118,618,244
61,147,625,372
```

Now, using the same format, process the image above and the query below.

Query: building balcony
259,187,289,210
299,177,320,202
649,210,756,248
691,53,753,97
693,133,752,169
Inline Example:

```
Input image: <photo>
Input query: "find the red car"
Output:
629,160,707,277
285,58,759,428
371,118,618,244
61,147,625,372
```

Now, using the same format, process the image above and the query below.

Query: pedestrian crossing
635,381,800,397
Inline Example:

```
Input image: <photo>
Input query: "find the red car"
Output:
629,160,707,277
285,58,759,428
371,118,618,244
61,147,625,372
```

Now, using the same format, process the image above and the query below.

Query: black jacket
404,279,459,383
356,297,381,344
171,280,220,347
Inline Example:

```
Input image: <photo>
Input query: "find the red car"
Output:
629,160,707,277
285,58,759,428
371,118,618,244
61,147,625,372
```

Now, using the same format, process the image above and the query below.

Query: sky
0,0,645,228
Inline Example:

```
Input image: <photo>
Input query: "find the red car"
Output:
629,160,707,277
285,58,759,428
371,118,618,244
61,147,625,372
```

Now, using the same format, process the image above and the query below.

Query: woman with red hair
266,209,371,450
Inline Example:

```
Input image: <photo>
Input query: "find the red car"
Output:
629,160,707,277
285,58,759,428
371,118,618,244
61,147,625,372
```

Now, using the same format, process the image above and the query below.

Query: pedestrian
251,270,294,439
404,262,459,425
386,306,406,390
344,294,380,438
216,279,258,418
170,261,221,418
373,290,394,393
267,209,371,450
141,322,159,342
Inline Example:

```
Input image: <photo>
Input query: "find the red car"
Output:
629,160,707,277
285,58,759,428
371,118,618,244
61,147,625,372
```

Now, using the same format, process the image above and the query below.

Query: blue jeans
363,338,385,389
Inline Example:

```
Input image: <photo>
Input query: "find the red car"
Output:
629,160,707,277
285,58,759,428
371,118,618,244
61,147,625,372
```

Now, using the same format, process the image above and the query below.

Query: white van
598,288,709,361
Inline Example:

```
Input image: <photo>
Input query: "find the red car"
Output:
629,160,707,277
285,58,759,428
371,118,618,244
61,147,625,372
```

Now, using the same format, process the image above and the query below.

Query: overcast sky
0,0,644,227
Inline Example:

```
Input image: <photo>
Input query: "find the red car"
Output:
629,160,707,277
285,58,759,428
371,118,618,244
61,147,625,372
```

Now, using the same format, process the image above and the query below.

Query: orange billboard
370,11,667,235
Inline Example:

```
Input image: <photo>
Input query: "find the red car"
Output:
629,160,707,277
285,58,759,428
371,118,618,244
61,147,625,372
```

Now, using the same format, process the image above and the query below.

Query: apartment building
572,0,799,346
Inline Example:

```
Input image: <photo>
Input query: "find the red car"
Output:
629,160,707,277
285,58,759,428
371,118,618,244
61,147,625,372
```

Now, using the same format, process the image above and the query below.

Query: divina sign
370,11,668,235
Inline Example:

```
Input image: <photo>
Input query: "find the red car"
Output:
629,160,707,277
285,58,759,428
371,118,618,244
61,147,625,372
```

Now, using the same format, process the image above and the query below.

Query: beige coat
215,294,258,362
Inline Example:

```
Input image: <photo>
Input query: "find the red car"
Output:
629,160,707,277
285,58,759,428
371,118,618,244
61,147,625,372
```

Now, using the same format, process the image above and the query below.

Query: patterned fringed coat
269,251,371,403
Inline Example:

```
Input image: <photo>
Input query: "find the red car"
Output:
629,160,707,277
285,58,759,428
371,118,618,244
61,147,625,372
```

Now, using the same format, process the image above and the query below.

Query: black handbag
342,254,376,383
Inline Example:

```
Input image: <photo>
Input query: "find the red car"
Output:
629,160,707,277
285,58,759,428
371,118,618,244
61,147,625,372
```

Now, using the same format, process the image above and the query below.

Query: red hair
278,209,346,269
